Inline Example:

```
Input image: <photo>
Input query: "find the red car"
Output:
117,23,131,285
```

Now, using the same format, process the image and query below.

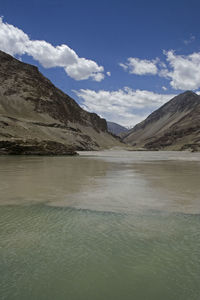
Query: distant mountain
0,51,121,155
107,121,128,136
123,91,200,151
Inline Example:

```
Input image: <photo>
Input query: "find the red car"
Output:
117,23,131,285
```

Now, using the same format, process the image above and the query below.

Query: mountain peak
168,90,200,112
123,90,200,151
107,121,128,136
181,90,197,96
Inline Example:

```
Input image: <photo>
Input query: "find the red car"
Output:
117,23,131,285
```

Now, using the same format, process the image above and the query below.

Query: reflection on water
0,155,109,206
0,151,199,214
0,151,200,300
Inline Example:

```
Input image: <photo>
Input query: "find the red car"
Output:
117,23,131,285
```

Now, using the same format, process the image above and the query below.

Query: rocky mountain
107,121,128,136
123,91,200,151
0,50,121,155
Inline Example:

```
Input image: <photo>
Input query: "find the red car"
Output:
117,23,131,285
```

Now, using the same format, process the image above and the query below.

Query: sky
1,0,200,126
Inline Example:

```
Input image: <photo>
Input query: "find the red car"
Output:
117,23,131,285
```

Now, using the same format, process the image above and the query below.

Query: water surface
0,151,200,300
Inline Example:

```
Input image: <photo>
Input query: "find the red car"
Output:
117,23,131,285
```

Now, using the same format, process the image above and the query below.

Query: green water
0,151,200,300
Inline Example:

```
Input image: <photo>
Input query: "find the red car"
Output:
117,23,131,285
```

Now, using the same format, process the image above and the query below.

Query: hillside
107,121,128,136
0,51,121,154
123,91,200,151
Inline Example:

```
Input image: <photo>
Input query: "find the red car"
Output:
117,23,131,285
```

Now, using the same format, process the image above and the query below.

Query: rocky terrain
123,91,200,151
0,51,121,155
107,121,128,136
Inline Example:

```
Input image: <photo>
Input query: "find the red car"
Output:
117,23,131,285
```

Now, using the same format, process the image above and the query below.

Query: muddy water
0,151,200,300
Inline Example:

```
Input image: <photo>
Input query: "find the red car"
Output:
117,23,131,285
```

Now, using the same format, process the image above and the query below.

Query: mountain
0,50,121,155
107,121,128,136
123,91,200,151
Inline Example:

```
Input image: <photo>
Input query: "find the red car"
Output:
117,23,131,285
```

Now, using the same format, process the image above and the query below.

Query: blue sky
1,0,200,126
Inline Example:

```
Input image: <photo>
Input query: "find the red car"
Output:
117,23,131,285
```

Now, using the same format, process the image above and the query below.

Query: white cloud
106,71,111,76
161,50,200,90
120,49,200,91
162,86,167,91
64,58,104,81
0,17,28,56
120,57,158,75
26,41,78,68
0,17,104,81
74,88,176,127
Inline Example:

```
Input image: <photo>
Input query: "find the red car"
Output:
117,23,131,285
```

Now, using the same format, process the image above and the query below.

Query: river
0,151,200,300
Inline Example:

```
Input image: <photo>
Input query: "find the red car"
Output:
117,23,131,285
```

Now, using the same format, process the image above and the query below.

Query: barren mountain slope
107,121,128,136
0,51,121,154
123,91,200,151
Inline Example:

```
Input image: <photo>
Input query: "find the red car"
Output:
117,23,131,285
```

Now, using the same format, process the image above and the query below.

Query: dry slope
0,51,121,154
123,91,200,151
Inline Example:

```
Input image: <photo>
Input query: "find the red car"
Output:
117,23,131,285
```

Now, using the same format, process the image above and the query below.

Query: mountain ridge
0,50,121,154
107,121,128,136
123,91,200,151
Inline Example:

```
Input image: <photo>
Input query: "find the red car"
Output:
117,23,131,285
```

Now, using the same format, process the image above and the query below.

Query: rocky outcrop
0,51,121,154
0,140,76,155
123,91,200,151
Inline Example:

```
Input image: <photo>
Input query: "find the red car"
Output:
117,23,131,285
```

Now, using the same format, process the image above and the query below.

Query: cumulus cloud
0,17,104,81
0,17,28,55
120,49,200,91
162,86,167,91
64,58,104,81
74,88,175,127
161,50,200,90
119,57,158,75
